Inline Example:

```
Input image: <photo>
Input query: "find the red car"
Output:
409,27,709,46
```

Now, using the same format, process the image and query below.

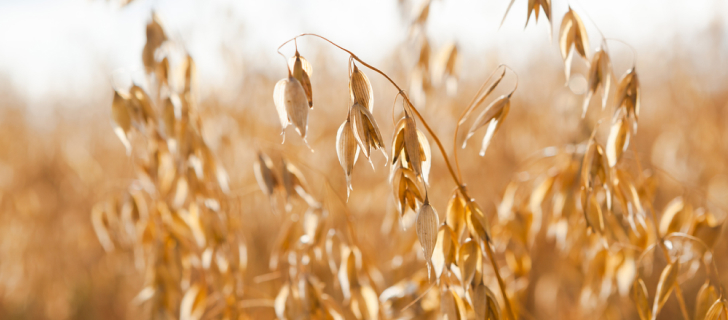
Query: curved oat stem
604,38,637,69
665,233,723,285
278,33,517,320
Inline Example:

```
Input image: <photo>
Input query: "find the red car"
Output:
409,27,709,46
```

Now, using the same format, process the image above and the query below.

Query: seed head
336,114,360,197
350,102,386,163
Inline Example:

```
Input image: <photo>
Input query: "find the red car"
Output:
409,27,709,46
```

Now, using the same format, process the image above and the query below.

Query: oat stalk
278,33,517,320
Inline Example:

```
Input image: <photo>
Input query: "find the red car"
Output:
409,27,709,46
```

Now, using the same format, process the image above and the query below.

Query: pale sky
0,0,725,105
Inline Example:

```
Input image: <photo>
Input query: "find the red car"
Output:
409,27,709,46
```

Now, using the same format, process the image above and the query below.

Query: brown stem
631,142,690,320
279,33,517,320
483,230,517,320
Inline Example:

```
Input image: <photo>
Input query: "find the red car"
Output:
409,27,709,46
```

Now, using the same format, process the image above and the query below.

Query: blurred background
0,0,727,319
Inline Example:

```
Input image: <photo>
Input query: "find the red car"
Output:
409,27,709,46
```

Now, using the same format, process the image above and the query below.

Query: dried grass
0,2,727,320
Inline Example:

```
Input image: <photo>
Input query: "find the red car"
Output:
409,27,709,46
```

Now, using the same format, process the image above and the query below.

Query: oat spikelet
289,50,314,108
392,111,428,181
350,102,386,164
462,95,511,157
583,46,612,117
142,13,167,73
336,114,360,197
615,67,641,132
180,283,206,320
284,76,309,140
274,74,310,144
273,78,291,136
501,0,552,32
431,224,456,279
350,64,374,112
704,300,728,320
559,8,590,82
392,166,424,216
416,198,439,268
253,151,279,196
111,91,132,154
606,116,630,167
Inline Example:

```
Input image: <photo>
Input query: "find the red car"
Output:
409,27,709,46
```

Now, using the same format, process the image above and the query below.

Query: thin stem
644,201,691,320
666,233,721,283
483,234,517,320
278,33,516,320
406,104,462,187
604,38,637,68
391,91,402,126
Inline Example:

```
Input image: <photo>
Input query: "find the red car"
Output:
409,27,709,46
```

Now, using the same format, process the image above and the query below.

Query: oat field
1,1,727,319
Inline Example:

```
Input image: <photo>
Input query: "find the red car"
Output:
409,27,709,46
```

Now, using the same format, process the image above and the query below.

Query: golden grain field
0,1,727,320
